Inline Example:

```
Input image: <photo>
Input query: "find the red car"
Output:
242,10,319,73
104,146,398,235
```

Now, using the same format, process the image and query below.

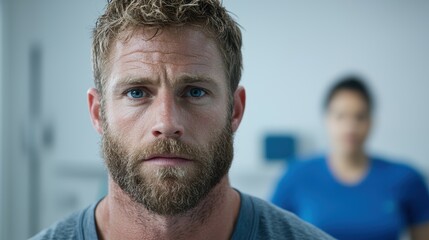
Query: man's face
92,26,243,215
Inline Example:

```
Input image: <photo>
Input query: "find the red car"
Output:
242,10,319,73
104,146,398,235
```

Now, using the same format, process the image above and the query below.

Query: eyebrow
113,74,219,90
114,76,155,87
110,77,154,94
176,74,218,87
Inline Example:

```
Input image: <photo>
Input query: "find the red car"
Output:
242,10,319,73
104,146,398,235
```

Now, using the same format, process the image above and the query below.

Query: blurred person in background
272,76,429,240
29,0,334,239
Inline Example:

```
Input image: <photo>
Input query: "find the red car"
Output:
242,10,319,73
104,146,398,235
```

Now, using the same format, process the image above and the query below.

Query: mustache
127,138,207,163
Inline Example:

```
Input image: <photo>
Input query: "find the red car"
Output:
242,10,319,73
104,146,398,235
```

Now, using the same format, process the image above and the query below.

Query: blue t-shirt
271,155,429,240
30,191,334,240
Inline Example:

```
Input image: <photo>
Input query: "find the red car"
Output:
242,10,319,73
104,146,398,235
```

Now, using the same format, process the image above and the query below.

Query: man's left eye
185,87,207,98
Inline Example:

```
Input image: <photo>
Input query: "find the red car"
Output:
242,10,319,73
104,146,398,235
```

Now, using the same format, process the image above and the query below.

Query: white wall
0,0,4,238
225,0,429,199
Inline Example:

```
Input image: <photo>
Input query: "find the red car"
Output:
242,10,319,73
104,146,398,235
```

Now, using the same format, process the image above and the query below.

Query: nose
151,92,184,139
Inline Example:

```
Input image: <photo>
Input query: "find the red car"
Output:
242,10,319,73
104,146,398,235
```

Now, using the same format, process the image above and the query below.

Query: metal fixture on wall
28,43,42,234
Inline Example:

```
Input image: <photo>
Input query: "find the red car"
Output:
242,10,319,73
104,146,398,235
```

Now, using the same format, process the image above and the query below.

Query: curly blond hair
92,0,242,95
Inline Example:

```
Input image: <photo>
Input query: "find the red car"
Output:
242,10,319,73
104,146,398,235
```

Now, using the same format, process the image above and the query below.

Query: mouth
143,154,193,166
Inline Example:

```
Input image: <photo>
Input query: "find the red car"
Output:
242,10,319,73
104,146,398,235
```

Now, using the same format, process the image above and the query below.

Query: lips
143,155,192,166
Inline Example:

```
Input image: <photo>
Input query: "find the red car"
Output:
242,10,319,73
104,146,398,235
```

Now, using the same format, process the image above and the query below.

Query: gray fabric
30,192,335,240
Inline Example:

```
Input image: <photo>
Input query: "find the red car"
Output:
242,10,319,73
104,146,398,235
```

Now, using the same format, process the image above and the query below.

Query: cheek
327,118,342,136
106,104,150,141
185,105,228,136
358,121,371,137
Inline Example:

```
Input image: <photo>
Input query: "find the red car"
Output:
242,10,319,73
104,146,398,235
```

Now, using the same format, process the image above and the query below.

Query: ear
231,86,246,132
87,88,103,134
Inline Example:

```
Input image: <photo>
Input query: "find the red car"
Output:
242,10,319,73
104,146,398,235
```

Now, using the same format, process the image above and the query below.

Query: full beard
101,122,234,216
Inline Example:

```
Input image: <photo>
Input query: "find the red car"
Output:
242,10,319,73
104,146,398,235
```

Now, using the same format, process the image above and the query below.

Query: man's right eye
126,89,147,99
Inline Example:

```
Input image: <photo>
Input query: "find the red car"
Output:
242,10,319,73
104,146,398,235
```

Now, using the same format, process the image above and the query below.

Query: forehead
116,26,219,56
105,26,226,87
329,90,369,110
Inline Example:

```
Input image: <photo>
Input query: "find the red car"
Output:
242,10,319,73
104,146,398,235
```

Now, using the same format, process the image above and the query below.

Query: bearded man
31,1,334,239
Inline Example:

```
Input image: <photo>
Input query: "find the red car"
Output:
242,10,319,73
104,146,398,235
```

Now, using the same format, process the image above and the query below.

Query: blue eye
186,88,206,98
127,89,146,99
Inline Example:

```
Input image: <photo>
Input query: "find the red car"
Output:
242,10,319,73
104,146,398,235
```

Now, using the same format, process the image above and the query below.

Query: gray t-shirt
30,192,334,240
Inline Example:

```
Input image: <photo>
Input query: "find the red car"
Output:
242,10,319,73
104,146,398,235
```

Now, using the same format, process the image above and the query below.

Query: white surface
0,1,4,239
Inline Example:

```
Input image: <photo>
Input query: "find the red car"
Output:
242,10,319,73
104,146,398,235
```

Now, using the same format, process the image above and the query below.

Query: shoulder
286,155,325,175
371,156,424,181
273,155,326,193
29,212,81,240
278,155,326,184
28,200,100,240
371,156,429,195
248,195,334,239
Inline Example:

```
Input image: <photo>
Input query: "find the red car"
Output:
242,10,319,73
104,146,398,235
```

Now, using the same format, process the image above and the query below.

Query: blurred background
1,0,429,239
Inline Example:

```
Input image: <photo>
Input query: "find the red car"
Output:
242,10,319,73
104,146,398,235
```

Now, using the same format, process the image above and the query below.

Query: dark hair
324,75,374,113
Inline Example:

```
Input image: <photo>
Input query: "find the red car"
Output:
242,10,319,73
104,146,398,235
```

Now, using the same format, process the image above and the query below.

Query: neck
95,175,240,240
328,149,369,184
331,148,367,167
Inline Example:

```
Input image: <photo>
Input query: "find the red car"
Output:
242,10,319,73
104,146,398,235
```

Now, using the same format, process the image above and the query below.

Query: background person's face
99,26,236,215
326,90,371,156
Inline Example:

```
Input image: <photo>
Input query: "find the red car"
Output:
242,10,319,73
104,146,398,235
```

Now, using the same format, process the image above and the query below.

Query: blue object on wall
264,134,297,162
